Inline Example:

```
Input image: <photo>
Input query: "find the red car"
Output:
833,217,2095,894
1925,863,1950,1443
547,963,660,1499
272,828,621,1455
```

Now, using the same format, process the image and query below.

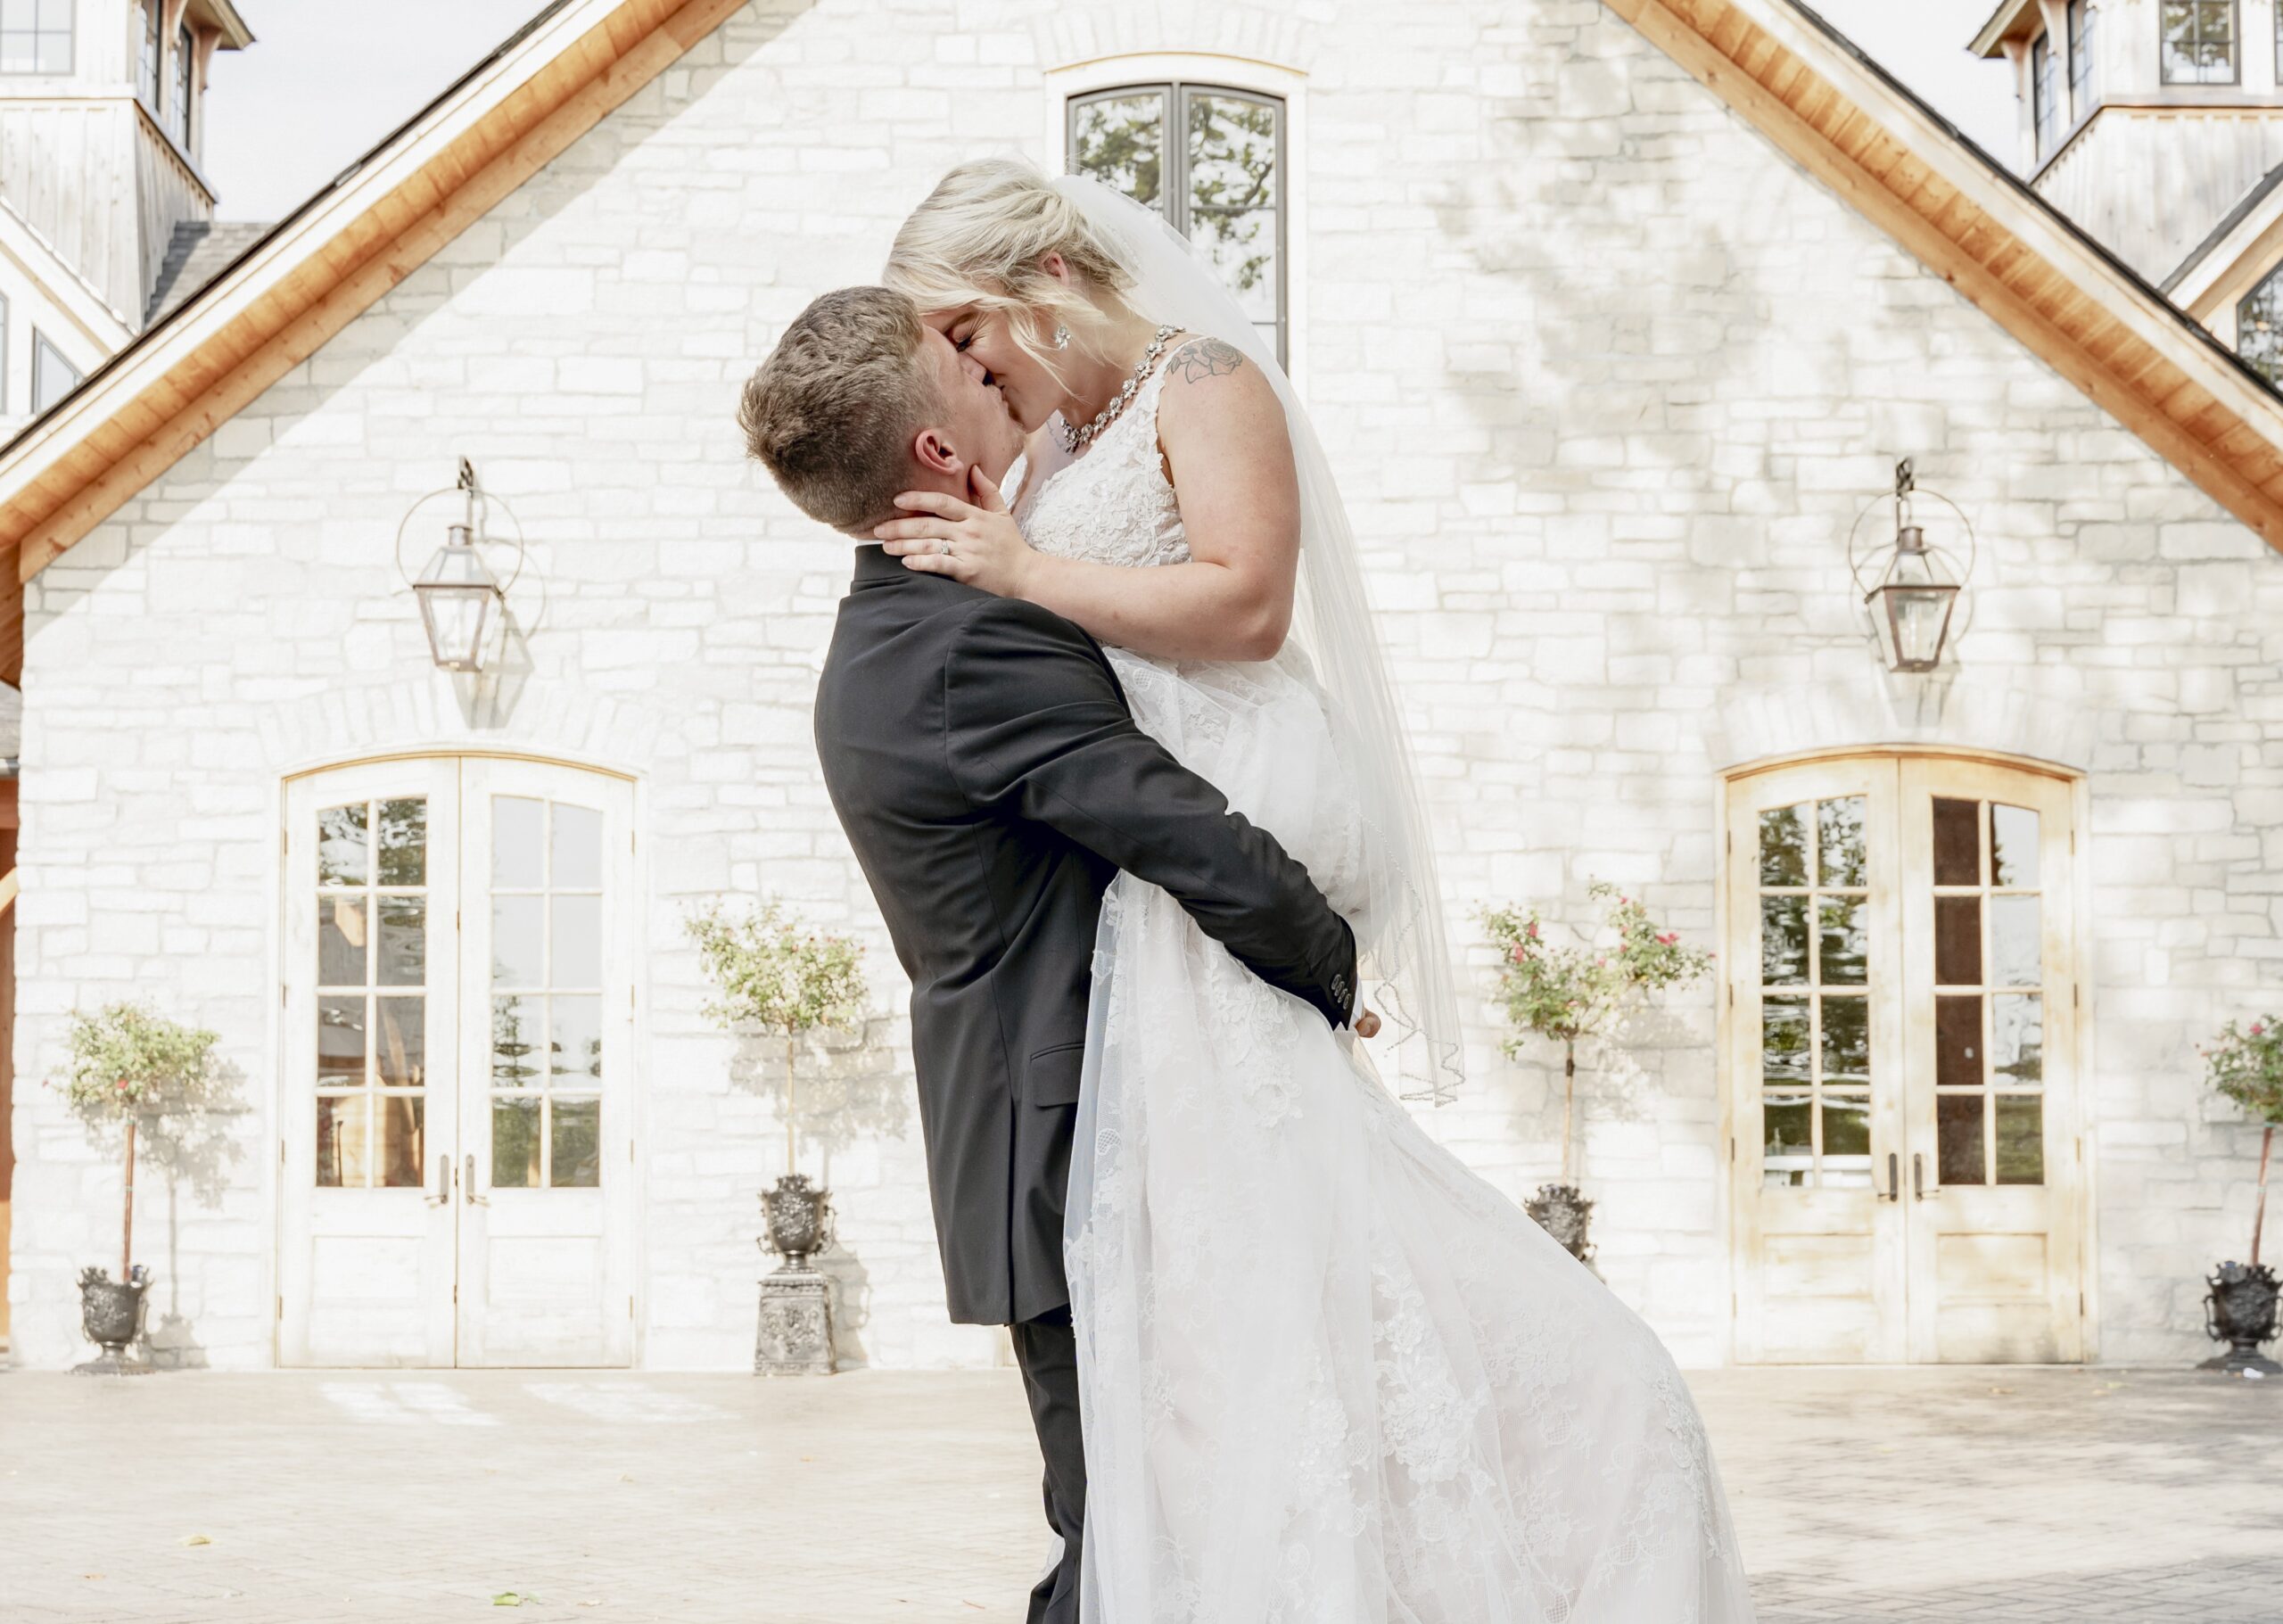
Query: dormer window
2033,32,2060,158
2161,0,2238,86
139,1,161,108
0,0,73,75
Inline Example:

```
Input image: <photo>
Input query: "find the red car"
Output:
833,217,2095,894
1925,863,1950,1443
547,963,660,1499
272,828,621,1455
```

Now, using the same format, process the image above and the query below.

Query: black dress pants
1010,1303,1086,1624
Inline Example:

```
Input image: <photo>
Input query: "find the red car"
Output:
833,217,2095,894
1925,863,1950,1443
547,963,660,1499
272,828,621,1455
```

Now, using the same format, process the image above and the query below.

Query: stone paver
0,1365,2271,1621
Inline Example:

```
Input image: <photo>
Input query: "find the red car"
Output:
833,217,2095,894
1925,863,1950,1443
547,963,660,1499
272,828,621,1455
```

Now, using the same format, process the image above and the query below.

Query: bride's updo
885,157,1136,375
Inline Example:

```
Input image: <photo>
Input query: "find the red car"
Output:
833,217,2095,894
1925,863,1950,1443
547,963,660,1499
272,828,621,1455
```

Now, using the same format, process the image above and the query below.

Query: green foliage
1482,881,1713,1055
686,900,869,1040
2205,1016,2283,1125
49,1002,221,1128
1072,91,1278,295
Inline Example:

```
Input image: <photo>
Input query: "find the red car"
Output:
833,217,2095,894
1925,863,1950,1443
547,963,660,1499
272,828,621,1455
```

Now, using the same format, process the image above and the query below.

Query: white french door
1726,753,2085,1364
278,756,636,1367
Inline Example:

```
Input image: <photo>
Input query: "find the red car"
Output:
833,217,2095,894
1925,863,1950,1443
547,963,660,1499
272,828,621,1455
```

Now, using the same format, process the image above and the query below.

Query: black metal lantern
1848,459,1975,674
396,459,524,673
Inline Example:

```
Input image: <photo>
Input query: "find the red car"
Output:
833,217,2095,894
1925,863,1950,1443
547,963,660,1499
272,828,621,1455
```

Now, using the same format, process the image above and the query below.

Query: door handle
465,1152,490,1206
1881,1151,1900,1202
425,1153,449,1206
1913,1150,1938,1201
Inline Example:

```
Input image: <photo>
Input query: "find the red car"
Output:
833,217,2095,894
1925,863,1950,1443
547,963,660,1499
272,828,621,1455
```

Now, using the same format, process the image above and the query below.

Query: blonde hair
738,286,941,532
884,157,1135,378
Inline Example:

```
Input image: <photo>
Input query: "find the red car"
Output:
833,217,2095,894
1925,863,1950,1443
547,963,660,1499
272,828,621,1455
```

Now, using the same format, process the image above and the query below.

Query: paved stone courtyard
0,1364,2271,1622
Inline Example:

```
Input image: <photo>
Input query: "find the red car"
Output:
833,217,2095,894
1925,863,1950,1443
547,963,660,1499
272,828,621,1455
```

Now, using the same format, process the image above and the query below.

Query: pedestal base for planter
72,1265,153,1377
2201,1260,2281,1376
755,1267,834,1376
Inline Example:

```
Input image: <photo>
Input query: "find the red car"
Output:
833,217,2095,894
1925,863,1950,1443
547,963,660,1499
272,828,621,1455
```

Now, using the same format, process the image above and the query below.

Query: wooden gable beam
6,0,754,590
1603,0,2283,556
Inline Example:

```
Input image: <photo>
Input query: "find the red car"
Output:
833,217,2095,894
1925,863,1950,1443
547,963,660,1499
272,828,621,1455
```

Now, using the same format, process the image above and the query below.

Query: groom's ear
910,425,965,482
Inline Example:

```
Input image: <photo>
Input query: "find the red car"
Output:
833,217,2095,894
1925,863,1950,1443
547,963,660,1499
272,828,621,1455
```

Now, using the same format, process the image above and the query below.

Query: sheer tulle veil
1050,172,1464,1104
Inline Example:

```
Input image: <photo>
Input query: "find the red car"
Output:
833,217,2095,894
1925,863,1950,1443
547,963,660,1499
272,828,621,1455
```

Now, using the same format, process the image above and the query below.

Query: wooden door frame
1714,745,2099,1364
270,748,647,1369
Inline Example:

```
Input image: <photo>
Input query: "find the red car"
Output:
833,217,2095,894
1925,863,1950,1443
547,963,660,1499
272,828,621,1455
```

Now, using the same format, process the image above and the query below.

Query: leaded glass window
1067,83,1287,367
2069,0,2097,115
2033,32,2060,159
173,22,194,148
139,1,161,107
2162,0,2238,85
2238,263,2283,383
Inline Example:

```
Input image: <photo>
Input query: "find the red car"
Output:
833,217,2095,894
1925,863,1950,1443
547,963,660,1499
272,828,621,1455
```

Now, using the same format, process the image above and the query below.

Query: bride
879,159,1758,1624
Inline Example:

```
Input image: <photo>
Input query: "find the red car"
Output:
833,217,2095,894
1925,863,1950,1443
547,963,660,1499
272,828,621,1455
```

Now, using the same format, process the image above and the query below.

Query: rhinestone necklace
1058,324,1182,455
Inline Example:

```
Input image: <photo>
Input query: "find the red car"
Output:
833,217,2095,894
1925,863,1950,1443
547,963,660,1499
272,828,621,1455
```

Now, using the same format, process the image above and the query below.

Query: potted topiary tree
686,899,869,1375
2198,1016,2282,1376
45,1002,220,1375
1482,881,1711,1264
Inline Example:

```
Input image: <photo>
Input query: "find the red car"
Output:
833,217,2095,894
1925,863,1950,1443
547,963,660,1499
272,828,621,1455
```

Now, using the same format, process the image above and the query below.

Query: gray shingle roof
144,219,275,327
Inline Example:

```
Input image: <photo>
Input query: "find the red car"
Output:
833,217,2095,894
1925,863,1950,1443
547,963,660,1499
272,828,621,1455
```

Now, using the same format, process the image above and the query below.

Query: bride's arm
877,340,1302,663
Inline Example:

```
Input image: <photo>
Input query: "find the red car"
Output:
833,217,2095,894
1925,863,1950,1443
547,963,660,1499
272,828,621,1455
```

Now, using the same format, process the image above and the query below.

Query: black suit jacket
813,545,1357,1325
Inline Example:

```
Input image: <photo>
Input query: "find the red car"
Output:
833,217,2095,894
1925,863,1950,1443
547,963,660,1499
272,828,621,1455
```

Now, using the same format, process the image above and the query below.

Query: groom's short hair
739,285,941,532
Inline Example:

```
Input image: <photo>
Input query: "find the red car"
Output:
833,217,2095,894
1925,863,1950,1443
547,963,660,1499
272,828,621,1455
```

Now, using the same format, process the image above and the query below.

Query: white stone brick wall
9,0,2280,1370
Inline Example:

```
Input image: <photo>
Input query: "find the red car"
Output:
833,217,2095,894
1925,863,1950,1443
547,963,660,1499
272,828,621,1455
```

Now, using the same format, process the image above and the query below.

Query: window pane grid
490,796,606,1191
1758,796,1871,1190
313,796,429,1190
2033,33,2059,159
1928,797,2047,1188
1068,79,1287,367
2162,0,2238,85
2070,0,2097,111
0,0,70,74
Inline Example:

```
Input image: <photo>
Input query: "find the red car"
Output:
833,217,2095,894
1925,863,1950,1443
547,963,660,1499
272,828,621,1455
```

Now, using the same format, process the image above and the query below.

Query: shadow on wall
729,1017,909,1371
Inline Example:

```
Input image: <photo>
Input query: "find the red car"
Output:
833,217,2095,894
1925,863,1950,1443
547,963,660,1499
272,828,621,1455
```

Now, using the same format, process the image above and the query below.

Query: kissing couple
739,158,1759,1624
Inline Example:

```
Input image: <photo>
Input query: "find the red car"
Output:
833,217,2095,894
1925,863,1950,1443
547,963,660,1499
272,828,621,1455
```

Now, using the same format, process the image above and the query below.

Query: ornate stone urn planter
1485,884,1710,1268
1526,1183,1596,1265
74,1264,153,1376
762,1173,834,1272
2202,1261,2281,1376
2197,1017,2283,1376
685,900,870,1379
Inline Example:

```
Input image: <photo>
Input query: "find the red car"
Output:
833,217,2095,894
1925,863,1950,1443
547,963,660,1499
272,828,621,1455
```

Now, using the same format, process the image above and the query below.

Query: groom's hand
877,466,1041,600
1355,1007,1381,1038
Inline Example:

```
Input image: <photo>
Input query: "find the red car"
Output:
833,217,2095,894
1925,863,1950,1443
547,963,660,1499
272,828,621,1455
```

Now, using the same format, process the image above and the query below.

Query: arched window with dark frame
2161,0,2238,85
2238,262,2283,383
1067,83,1287,368
2032,31,2059,159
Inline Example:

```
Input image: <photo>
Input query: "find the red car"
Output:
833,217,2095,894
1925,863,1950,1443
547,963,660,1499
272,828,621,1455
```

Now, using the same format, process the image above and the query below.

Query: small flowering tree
45,1003,222,1285
2204,1016,2283,1267
1482,881,1712,1183
686,900,870,1179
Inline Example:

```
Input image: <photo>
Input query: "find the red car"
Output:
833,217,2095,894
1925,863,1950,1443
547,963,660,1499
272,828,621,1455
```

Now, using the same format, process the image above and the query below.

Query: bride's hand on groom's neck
874,464,1043,601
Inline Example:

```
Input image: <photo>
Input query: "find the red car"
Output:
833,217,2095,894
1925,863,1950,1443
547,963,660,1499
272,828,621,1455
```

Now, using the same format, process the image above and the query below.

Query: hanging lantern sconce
395,458,527,672
1847,458,1976,674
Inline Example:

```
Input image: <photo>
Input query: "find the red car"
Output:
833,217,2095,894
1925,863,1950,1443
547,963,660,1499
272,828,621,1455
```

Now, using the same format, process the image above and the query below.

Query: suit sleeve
943,598,1357,1029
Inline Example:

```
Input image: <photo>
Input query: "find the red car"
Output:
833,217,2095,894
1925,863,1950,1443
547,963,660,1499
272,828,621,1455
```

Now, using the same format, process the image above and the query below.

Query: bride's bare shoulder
1154,335,1295,482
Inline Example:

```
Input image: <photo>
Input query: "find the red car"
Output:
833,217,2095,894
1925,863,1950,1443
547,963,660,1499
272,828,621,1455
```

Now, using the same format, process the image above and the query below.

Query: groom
740,286,1364,1623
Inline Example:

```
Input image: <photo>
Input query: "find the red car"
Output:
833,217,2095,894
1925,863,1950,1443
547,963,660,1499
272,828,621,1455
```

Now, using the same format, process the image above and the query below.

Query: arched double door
1725,752,2087,1364
276,755,637,1367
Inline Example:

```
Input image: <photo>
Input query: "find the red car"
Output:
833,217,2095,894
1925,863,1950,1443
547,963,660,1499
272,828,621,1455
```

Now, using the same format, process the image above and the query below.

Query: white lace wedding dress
1016,335,1758,1624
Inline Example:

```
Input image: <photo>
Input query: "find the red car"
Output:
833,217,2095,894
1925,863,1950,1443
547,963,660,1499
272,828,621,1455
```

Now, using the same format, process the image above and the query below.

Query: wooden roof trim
1605,0,2283,556
0,0,752,591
